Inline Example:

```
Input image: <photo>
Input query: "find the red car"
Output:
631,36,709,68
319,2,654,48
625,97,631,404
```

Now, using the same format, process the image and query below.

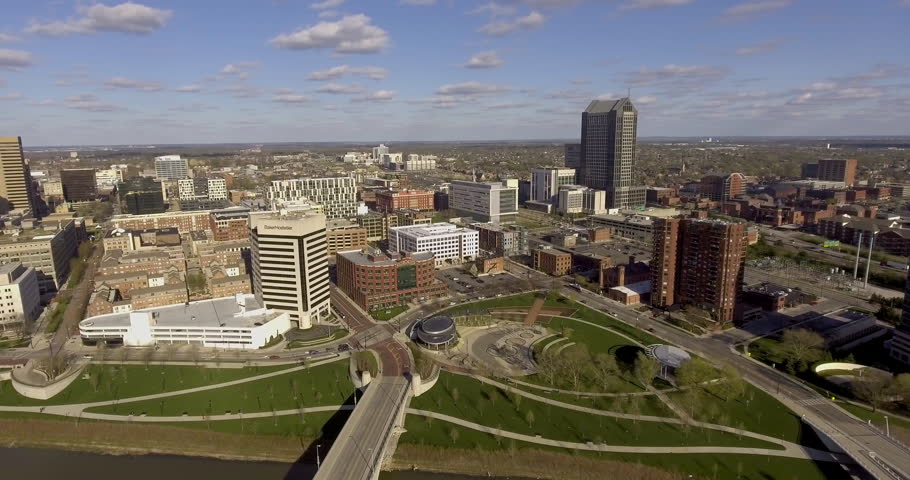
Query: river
0,447,528,480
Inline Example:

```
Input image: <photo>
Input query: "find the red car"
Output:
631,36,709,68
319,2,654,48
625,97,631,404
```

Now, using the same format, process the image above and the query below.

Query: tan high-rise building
650,218,746,325
0,137,36,214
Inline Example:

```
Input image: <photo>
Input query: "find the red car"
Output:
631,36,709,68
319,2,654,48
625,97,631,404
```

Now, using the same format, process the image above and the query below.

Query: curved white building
79,293,291,350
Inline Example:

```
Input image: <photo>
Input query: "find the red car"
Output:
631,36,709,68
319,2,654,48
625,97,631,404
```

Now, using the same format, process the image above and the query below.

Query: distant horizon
21,134,910,151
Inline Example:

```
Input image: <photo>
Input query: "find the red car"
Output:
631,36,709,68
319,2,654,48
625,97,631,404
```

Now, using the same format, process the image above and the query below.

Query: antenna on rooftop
627,87,631,99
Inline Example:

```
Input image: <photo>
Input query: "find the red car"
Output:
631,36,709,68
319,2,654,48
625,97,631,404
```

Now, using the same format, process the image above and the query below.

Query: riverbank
388,445,687,480
0,416,312,463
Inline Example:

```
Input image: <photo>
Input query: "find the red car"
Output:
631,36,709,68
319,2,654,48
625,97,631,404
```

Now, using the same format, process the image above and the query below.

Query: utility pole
853,231,863,279
863,232,876,289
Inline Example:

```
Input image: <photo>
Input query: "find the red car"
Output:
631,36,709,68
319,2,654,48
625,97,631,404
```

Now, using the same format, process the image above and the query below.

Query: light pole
316,443,322,469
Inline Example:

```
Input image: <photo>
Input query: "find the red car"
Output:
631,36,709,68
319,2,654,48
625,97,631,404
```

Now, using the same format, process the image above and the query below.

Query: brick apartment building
375,189,435,212
532,247,572,277
209,207,250,241
336,248,447,311
650,218,746,325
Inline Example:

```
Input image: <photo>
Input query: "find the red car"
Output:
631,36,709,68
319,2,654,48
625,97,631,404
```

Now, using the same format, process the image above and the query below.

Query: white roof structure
646,344,691,369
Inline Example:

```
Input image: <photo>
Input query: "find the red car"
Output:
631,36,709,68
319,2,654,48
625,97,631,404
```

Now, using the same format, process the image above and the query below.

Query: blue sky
1,0,908,145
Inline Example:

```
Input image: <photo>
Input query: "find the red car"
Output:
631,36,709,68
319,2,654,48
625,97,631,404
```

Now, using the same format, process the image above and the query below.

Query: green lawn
399,418,850,480
0,337,29,349
839,402,910,435
287,329,349,349
163,409,349,437
412,372,781,449
86,360,353,416
511,387,675,417
371,304,409,321
665,382,825,448
0,363,292,407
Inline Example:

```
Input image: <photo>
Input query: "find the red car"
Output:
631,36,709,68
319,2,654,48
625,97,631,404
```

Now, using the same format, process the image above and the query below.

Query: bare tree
593,353,619,392
854,370,893,412
779,329,826,372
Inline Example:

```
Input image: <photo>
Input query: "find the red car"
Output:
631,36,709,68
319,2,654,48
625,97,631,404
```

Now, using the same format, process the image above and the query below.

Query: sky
1,0,908,146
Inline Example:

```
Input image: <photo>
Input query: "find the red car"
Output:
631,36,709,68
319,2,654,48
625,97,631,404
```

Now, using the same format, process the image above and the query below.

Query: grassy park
410,372,780,449
0,363,292,407
85,360,353,416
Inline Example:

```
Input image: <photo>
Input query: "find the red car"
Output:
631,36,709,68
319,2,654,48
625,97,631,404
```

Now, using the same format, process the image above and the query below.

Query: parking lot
435,269,529,298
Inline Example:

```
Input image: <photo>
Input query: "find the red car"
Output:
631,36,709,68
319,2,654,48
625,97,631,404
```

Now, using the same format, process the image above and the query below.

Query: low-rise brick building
336,248,447,311
532,247,572,277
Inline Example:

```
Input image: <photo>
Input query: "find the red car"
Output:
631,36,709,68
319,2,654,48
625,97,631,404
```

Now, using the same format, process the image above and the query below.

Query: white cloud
620,0,694,10
307,65,387,80
479,11,546,36
26,2,172,36
270,14,390,54
437,81,511,95
401,0,437,5
0,49,32,70
353,90,396,102
625,64,728,86
319,10,341,18
721,0,792,21
636,95,658,105
273,93,311,104
316,83,366,94
0,33,20,43
175,85,203,93
169,103,218,112
311,0,344,9
465,51,504,69
221,85,261,98
735,39,784,56
105,77,162,91
0,93,23,101
469,3,518,16
63,93,124,112
901,0,910,6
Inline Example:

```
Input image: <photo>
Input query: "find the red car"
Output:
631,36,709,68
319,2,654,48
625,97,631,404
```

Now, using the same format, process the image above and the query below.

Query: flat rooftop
339,249,434,266
80,294,278,330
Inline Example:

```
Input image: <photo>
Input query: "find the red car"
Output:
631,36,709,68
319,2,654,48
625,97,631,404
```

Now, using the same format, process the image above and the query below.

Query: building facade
578,98,646,209
0,136,37,214
356,212,398,242
700,173,745,201
266,176,358,219
61,169,98,203
154,155,189,181
532,247,572,277
450,180,518,224
111,210,212,234
336,249,447,311
650,218,746,325
388,223,479,266
375,189,435,212
890,271,910,365
564,143,581,169
531,167,576,204
326,220,369,256
250,209,331,329
0,263,41,334
470,223,528,256
0,219,82,294
817,159,858,186
209,207,250,242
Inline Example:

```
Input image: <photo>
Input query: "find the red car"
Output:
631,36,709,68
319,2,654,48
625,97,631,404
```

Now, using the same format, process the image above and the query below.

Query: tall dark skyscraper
579,98,646,209
61,168,98,202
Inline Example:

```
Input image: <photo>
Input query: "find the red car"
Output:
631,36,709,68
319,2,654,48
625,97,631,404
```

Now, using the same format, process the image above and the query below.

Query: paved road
313,287,413,480
508,259,910,480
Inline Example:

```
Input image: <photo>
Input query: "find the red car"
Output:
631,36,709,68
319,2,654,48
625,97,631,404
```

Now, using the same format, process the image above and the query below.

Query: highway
507,259,910,480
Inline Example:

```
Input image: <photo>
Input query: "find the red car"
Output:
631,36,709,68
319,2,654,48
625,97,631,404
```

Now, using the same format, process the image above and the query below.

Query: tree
525,409,535,427
633,351,660,389
448,427,460,445
593,353,619,392
779,329,826,372
710,365,746,402
892,373,910,408
187,273,207,293
854,370,893,412
563,345,591,391
450,387,460,405
676,357,717,388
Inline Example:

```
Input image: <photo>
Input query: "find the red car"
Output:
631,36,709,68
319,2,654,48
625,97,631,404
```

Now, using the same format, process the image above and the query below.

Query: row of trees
536,344,625,392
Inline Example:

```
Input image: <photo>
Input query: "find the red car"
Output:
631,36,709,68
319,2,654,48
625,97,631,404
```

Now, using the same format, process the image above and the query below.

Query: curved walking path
407,409,849,462
81,405,354,423
0,355,348,417
468,373,833,455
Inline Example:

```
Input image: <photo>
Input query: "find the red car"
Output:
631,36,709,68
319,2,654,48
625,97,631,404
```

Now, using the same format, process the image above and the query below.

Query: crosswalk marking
798,398,828,406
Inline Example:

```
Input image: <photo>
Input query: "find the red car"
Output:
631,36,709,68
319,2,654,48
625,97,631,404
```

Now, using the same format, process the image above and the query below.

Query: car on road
337,344,351,352
267,355,281,359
